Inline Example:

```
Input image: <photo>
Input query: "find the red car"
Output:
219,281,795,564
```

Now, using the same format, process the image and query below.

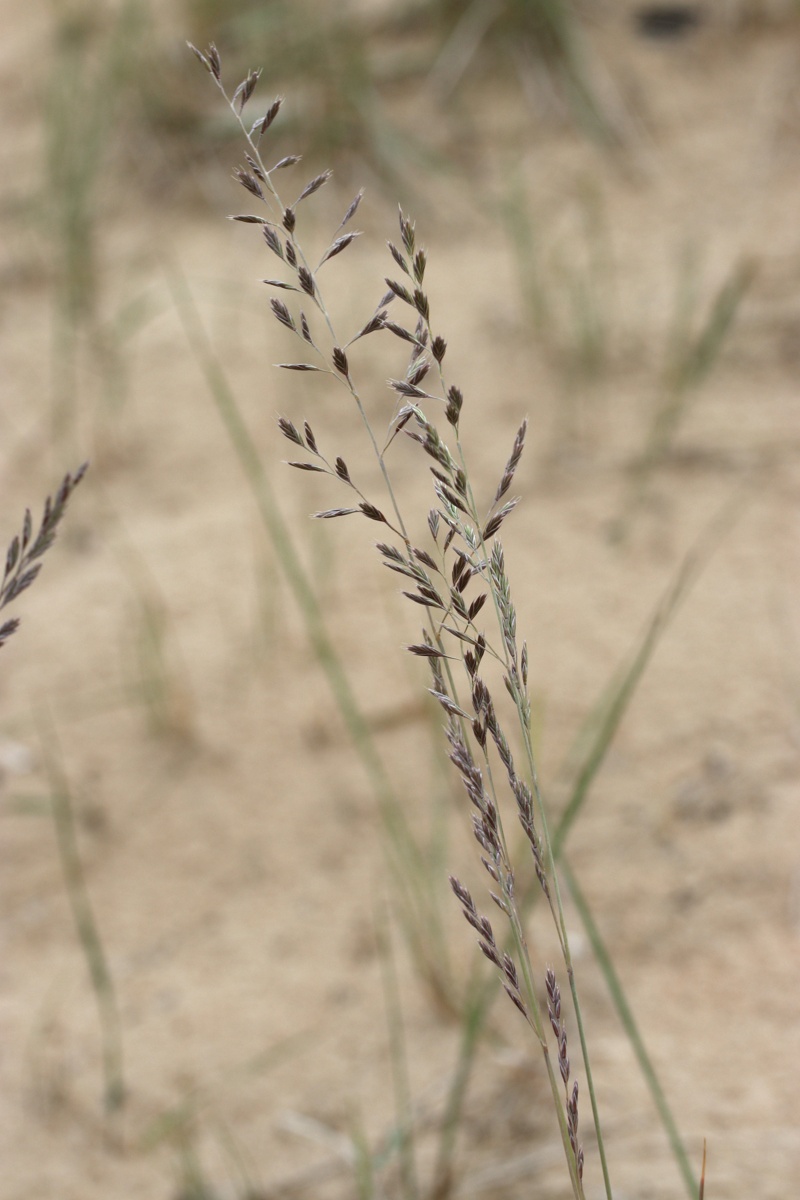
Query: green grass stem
377,909,421,1200
39,713,124,1112
562,856,699,1198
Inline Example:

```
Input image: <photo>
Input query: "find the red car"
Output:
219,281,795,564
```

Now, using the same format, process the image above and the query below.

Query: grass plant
42,2,145,446
186,42,720,1200
190,42,618,1195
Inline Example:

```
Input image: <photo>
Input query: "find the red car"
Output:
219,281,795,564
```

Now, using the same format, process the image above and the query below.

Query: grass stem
39,713,124,1113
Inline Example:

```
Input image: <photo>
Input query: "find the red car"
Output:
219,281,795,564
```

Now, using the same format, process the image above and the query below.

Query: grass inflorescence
1,465,88,649
189,38,720,1199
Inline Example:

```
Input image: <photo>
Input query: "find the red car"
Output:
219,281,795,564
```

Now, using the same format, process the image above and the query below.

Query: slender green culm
377,909,421,1200
39,713,124,1113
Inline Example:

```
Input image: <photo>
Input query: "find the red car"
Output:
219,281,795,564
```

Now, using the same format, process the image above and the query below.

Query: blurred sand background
2,2,800,1197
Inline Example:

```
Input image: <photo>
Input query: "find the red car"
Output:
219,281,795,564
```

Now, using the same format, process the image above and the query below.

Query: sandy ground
2,3,800,1198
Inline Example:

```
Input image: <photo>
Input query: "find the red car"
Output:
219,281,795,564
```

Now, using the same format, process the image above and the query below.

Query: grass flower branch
192,39,618,1198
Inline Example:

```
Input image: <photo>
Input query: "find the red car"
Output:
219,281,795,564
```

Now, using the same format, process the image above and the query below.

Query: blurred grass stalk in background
614,253,755,539
40,717,125,1115
43,2,147,446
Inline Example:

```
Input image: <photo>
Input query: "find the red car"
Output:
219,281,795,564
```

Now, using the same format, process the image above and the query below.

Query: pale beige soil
2,4,800,1199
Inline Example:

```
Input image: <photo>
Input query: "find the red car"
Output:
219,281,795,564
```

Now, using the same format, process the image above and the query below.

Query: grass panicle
1,465,88,649
192,39,723,1200
193,42,608,1199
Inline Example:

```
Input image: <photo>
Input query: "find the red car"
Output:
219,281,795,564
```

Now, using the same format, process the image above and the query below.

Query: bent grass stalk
39,712,124,1113
191,43,605,1198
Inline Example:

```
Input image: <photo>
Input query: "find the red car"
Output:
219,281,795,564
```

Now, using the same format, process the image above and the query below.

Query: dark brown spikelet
0,617,20,647
285,241,297,269
303,422,318,453
451,552,470,590
413,249,427,283
273,154,302,171
341,189,364,228
359,502,387,524
404,591,442,611
383,320,421,347
388,242,409,275
568,1080,582,1178
413,288,430,320
546,967,572,1089
298,266,315,298
495,420,528,505
229,214,269,225
258,97,283,138
437,483,468,517
314,507,359,519
263,225,284,258
406,643,446,658
389,378,431,401
385,278,413,306
319,231,361,267
407,359,430,388
418,582,445,607
381,557,428,583
234,167,264,200
483,498,520,541
450,590,468,620
449,876,527,1017
270,298,296,332
287,461,326,473
207,43,222,80
187,42,212,74
300,313,315,346
412,546,438,571
277,417,304,446
335,457,351,483
432,335,447,363
234,68,261,112
283,207,296,234
244,154,266,183
332,346,349,376
446,385,463,427
468,593,487,622
352,312,386,342
399,209,415,256
297,170,333,205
